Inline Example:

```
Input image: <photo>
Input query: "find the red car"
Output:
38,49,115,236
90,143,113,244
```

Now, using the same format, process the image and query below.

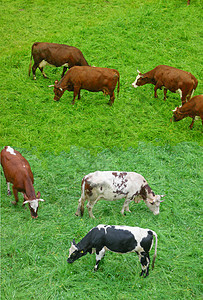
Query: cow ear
72,239,76,246
37,191,41,199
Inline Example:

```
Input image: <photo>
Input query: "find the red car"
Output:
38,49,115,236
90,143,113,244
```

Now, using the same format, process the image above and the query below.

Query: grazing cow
67,224,158,277
28,42,89,80
132,65,198,105
49,66,120,105
75,171,165,218
172,95,203,129
0,146,44,218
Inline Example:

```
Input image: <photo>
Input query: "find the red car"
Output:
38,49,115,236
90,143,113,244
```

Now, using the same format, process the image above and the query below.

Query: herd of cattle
1,29,201,276
29,42,203,129
1,145,163,277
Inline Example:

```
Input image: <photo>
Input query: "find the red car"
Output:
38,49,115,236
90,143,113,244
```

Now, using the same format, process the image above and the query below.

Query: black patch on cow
140,231,153,253
95,226,138,253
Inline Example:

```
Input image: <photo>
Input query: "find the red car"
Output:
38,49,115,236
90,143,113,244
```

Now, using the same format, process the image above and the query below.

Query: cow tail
117,72,120,97
151,230,158,269
28,52,33,76
80,178,86,216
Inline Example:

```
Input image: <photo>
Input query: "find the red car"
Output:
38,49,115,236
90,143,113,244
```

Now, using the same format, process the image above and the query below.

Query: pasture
0,0,202,299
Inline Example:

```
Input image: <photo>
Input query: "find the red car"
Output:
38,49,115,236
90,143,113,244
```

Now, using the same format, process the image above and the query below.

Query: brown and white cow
172,95,203,129
0,146,44,218
75,171,165,218
132,65,198,105
49,66,120,105
28,42,89,80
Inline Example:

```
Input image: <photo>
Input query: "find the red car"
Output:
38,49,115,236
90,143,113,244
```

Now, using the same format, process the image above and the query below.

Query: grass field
0,0,203,299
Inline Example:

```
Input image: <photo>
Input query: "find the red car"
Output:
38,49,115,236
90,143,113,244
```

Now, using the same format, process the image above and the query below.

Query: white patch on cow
29,200,39,212
6,146,16,155
132,74,142,88
62,63,69,67
176,88,182,98
68,243,78,257
39,60,55,68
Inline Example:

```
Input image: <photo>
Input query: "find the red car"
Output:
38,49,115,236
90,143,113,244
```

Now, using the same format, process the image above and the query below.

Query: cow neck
77,230,93,251
179,103,193,115
24,176,36,200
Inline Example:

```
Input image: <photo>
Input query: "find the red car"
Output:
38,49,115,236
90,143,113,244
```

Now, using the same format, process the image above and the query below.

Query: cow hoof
7,191,11,196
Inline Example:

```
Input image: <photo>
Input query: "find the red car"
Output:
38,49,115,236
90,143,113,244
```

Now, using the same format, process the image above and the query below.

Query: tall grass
0,0,203,299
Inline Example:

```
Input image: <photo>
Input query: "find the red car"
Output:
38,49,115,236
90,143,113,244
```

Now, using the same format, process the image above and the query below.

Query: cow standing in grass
67,224,158,277
75,171,165,218
49,66,120,105
0,146,44,219
172,95,203,129
28,42,89,80
132,65,198,105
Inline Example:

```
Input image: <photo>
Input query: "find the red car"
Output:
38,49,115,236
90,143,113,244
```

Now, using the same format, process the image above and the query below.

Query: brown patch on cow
84,180,93,197
139,186,147,200
112,172,118,177
144,184,155,197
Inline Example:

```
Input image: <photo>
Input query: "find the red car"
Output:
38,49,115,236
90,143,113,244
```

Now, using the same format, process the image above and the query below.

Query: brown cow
132,65,198,105
0,146,44,218
28,42,89,80
172,95,203,129
49,66,120,105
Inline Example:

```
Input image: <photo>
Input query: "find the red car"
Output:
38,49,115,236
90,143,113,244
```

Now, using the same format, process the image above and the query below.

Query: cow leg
181,90,188,106
108,92,115,106
32,63,39,80
186,89,194,102
39,67,48,79
154,81,162,98
7,182,11,196
86,198,99,218
121,198,131,215
72,86,80,105
163,88,168,100
139,252,150,277
189,117,195,129
61,67,68,78
94,247,106,271
78,90,81,100
75,196,85,217
12,186,19,205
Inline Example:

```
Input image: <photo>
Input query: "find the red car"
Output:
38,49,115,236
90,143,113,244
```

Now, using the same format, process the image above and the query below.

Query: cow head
132,70,148,88
67,239,87,263
144,195,165,215
172,106,184,122
23,192,44,219
49,80,65,101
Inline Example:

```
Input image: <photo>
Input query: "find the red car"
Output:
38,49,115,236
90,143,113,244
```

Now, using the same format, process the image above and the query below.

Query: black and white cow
75,171,165,218
67,224,158,277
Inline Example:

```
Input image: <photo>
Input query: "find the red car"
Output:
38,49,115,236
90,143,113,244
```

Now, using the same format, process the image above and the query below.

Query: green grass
0,0,203,299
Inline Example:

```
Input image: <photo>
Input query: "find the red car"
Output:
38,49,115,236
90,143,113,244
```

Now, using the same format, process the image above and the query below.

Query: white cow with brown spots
75,171,165,218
